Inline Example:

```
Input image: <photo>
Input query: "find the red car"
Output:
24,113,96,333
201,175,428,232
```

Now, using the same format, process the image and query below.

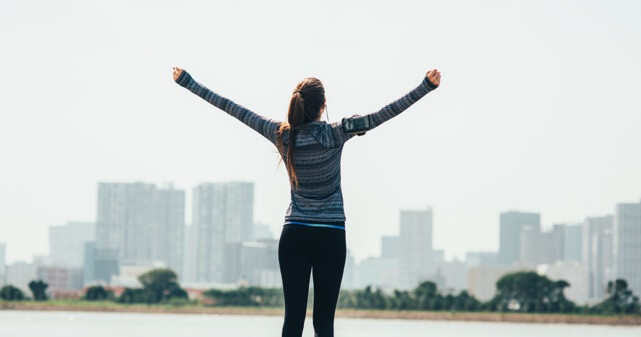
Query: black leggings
278,224,346,337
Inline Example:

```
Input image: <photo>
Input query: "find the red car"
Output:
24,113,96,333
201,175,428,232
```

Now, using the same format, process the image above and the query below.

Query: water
0,310,639,337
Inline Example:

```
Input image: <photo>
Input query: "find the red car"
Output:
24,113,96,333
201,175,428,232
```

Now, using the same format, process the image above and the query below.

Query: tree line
1,269,639,315
204,272,640,315
0,269,190,305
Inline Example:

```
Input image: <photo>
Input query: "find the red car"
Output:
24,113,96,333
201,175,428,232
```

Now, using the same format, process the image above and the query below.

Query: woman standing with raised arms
173,66,440,337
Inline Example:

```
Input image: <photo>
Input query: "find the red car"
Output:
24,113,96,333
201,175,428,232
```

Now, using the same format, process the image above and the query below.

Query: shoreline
1,301,640,326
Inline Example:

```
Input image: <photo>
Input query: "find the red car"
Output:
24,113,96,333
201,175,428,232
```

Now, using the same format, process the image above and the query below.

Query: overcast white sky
1,0,640,264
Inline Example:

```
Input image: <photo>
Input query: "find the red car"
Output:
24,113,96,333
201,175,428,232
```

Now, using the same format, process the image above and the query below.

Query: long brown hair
277,77,325,190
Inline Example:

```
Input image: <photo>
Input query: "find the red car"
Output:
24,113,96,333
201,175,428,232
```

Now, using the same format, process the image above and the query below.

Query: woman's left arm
173,67,281,145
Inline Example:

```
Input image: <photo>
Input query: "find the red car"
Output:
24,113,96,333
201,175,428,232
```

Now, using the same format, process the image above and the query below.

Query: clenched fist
426,69,441,87
173,66,184,81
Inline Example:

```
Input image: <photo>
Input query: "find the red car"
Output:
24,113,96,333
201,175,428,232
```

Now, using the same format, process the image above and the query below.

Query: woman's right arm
331,69,440,145
173,67,281,145
365,69,440,130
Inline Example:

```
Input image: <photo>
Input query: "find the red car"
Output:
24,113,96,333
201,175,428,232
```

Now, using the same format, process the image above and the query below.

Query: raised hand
426,69,441,87
173,66,184,81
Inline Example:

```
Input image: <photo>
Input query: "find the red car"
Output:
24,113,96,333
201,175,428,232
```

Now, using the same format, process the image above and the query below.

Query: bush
84,285,114,301
117,288,156,304
0,285,25,301
203,286,284,307
336,282,483,312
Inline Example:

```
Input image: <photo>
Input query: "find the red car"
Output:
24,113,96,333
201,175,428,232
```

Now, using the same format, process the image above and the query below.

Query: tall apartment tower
399,208,433,290
499,211,540,266
96,182,185,279
563,223,583,262
0,242,5,285
614,200,641,295
193,182,254,283
583,215,614,300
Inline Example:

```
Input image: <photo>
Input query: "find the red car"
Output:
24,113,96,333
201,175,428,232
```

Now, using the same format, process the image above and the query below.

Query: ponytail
277,78,325,190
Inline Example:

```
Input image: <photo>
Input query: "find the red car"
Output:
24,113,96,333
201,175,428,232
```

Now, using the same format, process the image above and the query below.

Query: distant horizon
1,178,638,265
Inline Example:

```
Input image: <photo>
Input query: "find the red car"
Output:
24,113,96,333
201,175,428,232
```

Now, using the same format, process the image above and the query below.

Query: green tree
0,285,25,301
414,281,438,310
593,279,640,314
491,271,575,313
28,280,48,301
354,286,388,309
452,290,481,311
443,293,455,310
84,285,114,301
137,268,185,303
392,289,416,310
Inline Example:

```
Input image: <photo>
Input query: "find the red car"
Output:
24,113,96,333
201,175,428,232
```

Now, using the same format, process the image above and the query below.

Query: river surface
0,310,639,337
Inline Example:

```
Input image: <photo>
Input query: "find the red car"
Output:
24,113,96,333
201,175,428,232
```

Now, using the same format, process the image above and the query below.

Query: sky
1,0,640,264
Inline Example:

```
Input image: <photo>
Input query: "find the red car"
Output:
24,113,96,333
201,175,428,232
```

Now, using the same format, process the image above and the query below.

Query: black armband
342,115,371,134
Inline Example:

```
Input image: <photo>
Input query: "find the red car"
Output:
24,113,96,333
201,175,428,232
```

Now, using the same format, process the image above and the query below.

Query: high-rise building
544,224,566,264
563,223,583,262
0,242,6,285
49,222,95,268
193,182,254,283
399,208,433,289
583,215,614,300
96,182,185,281
222,182,254,243
82,242,96,285
499,210,540,266
193,183,225,283
614,200,641,295
519,225,542,266
182,224,198,283
153,185,186,276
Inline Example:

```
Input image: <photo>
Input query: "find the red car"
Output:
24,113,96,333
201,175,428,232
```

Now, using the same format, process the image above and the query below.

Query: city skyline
1,179,639,303
1,179,640,265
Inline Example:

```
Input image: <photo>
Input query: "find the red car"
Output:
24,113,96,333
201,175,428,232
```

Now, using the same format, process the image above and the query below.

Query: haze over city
1,0,641,266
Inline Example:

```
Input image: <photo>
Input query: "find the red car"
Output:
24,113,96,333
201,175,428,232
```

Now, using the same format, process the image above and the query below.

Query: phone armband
342,115,371,134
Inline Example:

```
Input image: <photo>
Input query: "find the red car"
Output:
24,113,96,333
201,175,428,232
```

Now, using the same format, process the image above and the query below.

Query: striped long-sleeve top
176,70,438,229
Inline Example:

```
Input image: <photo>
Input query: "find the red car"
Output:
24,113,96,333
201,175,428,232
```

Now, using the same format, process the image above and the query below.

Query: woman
173,66,440,337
